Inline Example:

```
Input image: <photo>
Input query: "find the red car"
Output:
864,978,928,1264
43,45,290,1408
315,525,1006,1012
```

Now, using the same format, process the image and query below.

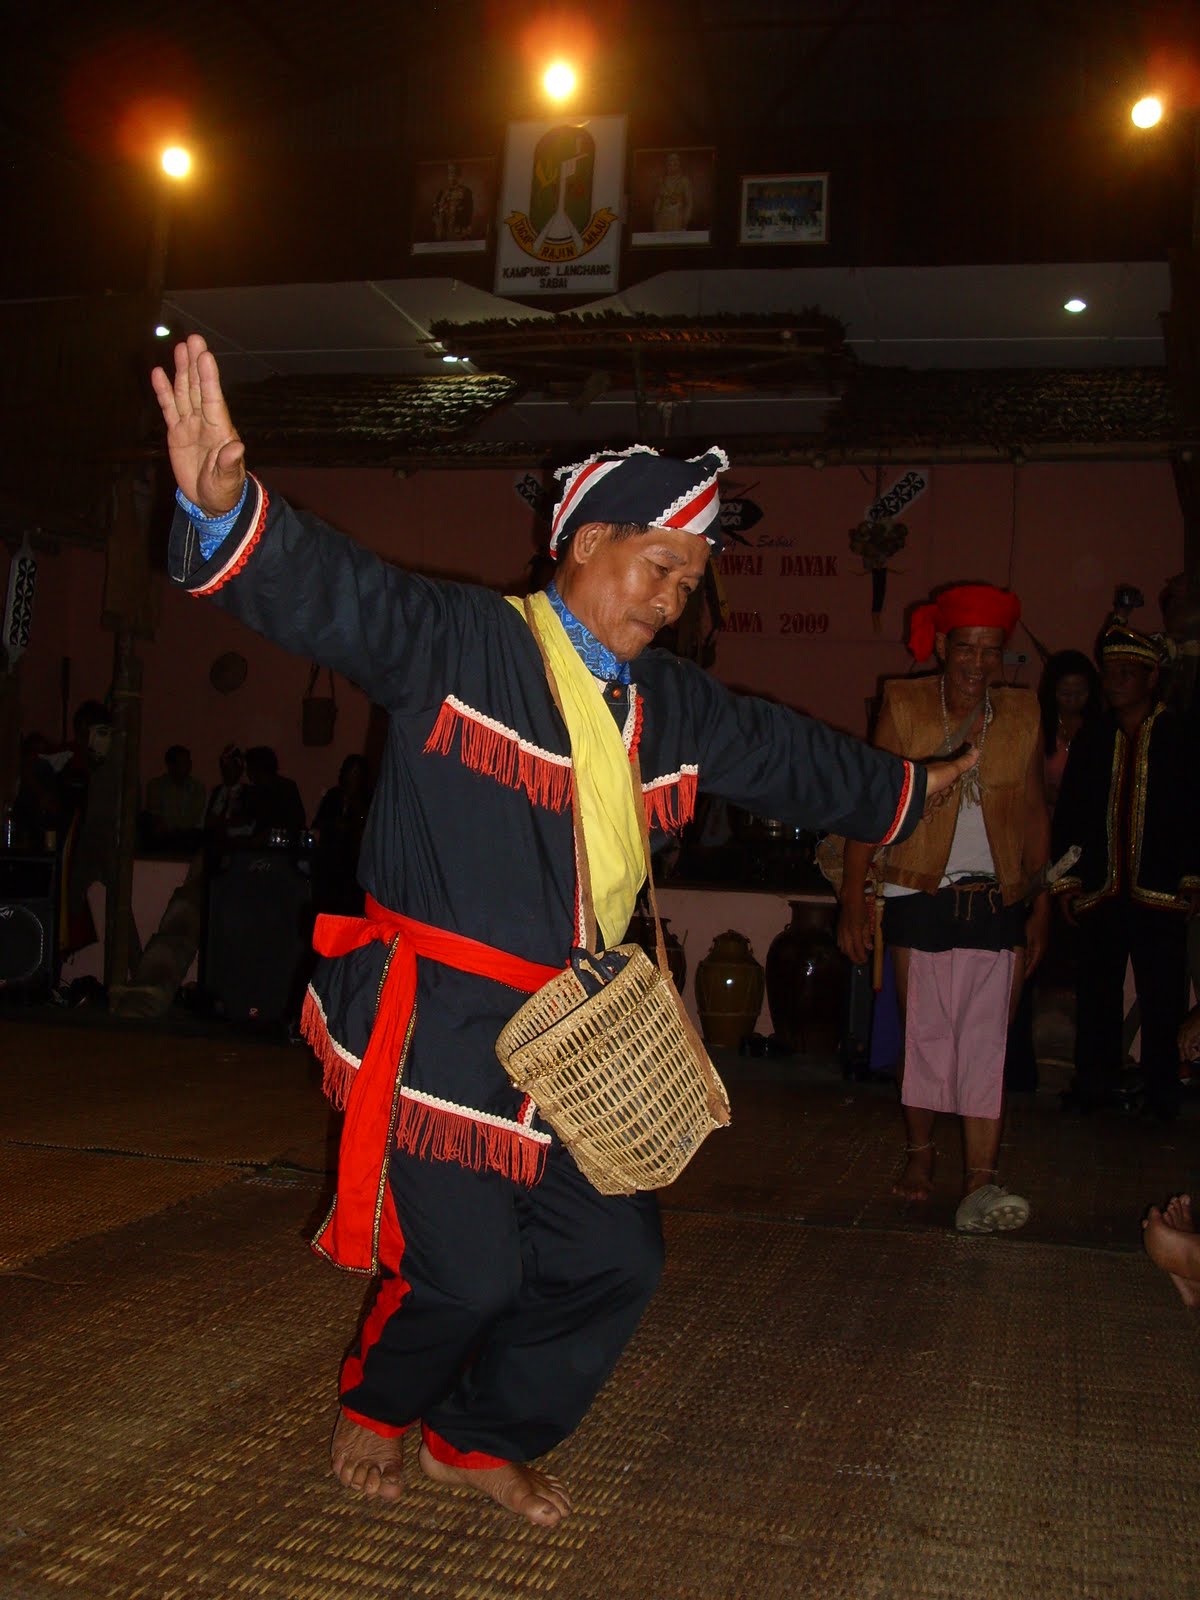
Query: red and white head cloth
548,445,730,557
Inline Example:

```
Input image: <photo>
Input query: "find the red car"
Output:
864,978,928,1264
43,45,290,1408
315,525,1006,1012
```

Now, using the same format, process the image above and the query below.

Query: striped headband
549,445,730,556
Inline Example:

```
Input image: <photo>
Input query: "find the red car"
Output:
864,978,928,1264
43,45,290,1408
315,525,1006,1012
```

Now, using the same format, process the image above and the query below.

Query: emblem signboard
495,115,626,298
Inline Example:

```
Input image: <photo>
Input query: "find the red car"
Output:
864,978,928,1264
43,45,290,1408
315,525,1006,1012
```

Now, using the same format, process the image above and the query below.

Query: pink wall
711,460,1183,732
11,460,1183,817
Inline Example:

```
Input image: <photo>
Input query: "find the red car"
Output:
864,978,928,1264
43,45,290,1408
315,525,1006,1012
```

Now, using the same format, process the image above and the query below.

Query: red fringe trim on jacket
644,770,698,834
301,986,549,1188
300,987,357,1110
395,1094,548,1187
424,700,573,811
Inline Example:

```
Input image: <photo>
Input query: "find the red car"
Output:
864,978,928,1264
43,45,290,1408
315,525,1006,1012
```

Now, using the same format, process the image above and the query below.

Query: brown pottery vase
694,929,765,1049
765,900,848,1055
625,913,687,993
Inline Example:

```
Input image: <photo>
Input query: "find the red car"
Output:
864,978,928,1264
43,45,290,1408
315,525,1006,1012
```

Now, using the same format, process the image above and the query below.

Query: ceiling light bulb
543,62,576,100
1131,96,1163,129
161,146,191,179
1064,298,1086,314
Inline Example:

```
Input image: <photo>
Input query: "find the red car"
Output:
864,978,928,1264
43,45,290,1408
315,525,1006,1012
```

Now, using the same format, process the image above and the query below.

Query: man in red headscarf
838,583,1050,1233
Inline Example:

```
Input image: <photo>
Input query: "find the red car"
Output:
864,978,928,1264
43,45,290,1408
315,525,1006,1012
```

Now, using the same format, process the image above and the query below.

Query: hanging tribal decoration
3,533,37,668
849,517,908,633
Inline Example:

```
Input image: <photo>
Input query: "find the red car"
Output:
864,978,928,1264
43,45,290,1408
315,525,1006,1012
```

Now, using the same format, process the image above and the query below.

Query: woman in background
1039,649,1102,812
1005,649,1102,1090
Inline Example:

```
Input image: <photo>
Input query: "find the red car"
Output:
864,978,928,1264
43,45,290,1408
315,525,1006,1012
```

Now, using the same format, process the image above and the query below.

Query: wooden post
102,466,155,989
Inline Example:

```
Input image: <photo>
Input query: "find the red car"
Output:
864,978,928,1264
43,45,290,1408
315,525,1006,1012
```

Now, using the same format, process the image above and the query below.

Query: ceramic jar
765,899,847,1055
694,929,765,1049
625,913,687,993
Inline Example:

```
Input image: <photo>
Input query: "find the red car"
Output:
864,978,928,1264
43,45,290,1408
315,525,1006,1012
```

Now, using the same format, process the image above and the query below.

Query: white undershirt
883,789,995,898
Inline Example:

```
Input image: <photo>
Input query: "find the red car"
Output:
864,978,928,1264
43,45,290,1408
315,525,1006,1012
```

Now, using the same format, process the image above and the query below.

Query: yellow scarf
508,591,644,948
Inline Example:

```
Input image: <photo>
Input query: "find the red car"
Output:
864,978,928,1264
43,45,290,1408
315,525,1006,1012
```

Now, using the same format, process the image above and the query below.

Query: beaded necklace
940,674,991,807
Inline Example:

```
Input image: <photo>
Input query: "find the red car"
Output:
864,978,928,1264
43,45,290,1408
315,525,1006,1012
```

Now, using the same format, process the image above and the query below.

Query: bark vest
876,677,1038,905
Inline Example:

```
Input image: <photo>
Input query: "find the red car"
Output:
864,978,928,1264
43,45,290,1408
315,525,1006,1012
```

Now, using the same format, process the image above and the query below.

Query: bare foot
1143,1199,1200,1309
893,1146,934,1202
418,1441,572,1527
330,1409,405,1501
1165,1194,1193,1231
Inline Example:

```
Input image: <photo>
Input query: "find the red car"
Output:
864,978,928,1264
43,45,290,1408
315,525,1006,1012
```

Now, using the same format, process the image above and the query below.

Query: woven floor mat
0,1145,240,1270
4,1182,1200,1599
0,1020,335,1170
664,1066,1199,1250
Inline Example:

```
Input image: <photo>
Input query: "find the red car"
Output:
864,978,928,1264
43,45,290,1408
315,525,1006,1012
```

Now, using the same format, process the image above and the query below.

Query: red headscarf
907,584,1021,662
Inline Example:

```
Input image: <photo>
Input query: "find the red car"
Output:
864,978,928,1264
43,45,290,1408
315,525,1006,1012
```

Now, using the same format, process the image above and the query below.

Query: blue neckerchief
545,582,631,686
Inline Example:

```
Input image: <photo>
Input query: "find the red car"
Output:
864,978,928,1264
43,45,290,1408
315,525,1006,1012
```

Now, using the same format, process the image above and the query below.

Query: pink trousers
901,947,1015,1121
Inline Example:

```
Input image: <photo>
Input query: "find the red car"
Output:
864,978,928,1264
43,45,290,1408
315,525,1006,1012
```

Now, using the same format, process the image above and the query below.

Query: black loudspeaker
0,852,58,989
204,850,313,1023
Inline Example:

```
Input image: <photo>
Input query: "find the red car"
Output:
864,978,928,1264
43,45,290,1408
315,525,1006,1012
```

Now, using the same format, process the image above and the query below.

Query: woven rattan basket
497,597,731,1195
496,943,730,1195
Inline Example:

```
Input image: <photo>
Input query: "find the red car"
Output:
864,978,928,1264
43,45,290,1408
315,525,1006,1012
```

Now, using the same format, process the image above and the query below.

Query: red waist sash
310,894,562,1272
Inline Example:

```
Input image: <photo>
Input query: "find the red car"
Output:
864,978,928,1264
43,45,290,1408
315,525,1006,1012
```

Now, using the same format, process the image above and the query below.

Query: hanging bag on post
494,600,730,1196
301,664,337,747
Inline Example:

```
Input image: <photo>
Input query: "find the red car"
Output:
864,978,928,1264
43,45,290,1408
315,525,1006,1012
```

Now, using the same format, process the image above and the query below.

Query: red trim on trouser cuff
421,1424,509,1472
340,1405,408,1441
338,1187,410,1427
338,1264,409,1395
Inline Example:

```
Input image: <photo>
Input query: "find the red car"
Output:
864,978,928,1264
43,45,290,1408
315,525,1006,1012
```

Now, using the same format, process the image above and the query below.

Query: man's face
937,626,1005,703
562,524,709,662
1101,655,1157,710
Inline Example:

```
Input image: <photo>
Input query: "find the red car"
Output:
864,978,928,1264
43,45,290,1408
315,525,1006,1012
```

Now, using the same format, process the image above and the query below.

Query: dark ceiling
3,0,1199,296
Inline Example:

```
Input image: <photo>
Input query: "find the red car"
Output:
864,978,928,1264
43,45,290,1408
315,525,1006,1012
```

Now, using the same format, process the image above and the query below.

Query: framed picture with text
738,172,827,245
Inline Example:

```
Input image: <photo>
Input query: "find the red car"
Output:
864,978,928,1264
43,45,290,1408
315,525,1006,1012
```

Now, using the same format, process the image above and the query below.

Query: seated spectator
205,744,249,843
142,745,207,852
40,701,114,956
312,754,371,914
11,732,61,849
241,745,306,843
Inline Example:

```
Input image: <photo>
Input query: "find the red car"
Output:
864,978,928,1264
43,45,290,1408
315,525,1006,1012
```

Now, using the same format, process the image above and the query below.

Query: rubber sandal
954,1183,1030,1234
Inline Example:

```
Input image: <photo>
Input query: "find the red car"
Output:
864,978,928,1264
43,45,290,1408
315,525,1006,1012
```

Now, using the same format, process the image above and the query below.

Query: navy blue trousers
338,1140,664,1462
1073,899,1187,1116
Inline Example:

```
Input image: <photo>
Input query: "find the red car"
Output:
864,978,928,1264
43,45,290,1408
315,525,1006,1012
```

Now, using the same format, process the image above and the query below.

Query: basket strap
628,743,730,1126
523,597,599,952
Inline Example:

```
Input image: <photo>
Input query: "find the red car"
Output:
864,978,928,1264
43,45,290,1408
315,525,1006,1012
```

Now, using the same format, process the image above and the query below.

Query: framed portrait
738,172,828,246
411,157,494,254
629,146,715,246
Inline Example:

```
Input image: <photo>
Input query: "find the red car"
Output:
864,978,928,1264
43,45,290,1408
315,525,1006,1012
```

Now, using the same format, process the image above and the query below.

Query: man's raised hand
924,743,980,803
150,334,246,516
